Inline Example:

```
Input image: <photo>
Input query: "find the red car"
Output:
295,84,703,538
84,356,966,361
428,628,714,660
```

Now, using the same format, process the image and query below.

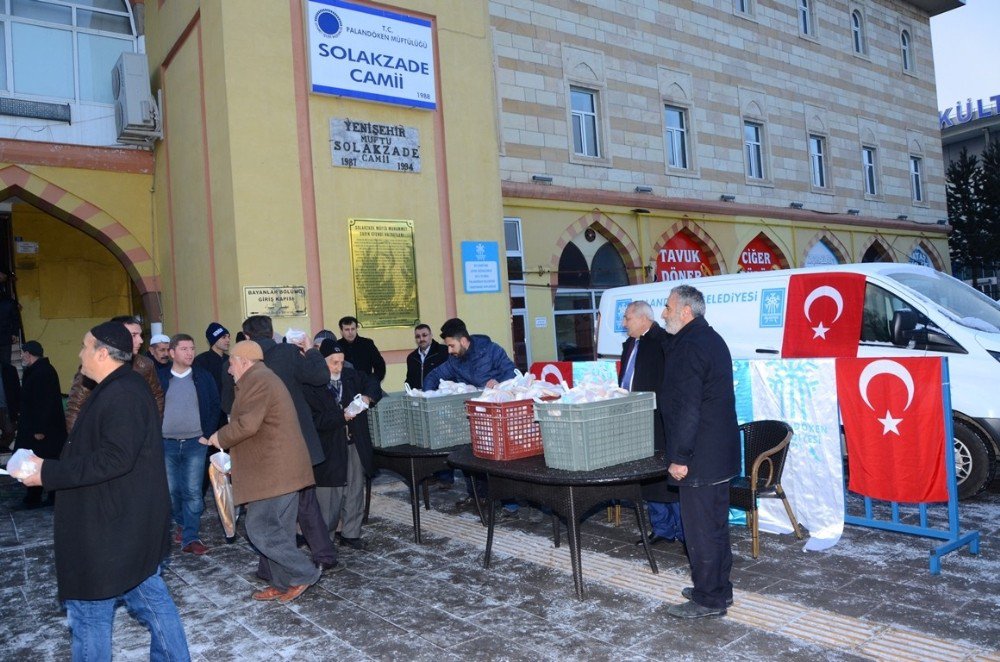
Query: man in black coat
405,323,449,389
618,301,682,545
661,285,741,619
0,357,20,448
22,322,188,657
0,270,20,365
240,315,340,574
338,315,386,383
15,341,66,507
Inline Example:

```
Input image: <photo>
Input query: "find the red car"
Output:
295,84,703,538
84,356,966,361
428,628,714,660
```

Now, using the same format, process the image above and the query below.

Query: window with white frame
504,217,529,369
851,10,867,55
734,0,753,15
0,0,137,103
910,156,924,203
664,105,689,170
900,29,913,72
570,86,600,158
798,0,814,36
809,134,828,189
744,121,765,180
862,146,878,196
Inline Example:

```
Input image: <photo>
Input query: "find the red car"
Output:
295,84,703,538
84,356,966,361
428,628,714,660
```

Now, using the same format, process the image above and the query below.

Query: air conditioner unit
113,52,161,144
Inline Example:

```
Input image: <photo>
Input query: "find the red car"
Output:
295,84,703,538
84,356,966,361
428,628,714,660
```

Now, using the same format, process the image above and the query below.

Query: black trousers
257,486,337,581
678,481,733,609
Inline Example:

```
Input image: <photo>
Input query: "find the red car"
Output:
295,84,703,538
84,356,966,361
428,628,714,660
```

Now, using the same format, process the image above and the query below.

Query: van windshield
887,270,1000,333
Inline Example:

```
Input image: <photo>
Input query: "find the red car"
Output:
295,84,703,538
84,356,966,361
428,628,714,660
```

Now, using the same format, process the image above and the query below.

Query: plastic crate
404,391,482,449
367,392,411,448
466,399,544,461
533,392,656,471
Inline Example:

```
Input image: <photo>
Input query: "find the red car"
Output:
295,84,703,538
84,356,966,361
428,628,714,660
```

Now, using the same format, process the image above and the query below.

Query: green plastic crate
367,392,411,448
404,391,482,449
533,392,656,471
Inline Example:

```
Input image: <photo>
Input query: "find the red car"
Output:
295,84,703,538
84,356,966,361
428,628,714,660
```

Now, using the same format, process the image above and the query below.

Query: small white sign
243,286,308,318
15,241,38,254
331,118,420,172
534,317,547,328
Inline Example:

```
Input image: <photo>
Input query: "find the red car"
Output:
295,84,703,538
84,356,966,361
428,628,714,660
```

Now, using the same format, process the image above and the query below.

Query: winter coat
661,315,741,486
65,353,164,432
157,365,222,438
216,362,315,505
42,364,171,601
341,335,386,383
405,340,449,389
303,382,349,487
340,366,382,477
619,323,676,502
1,361,20,420
423,334,516,391
0,296,20,338
14,357,67,459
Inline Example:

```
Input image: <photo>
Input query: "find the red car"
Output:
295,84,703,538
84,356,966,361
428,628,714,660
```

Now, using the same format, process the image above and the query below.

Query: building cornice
0,139,153,175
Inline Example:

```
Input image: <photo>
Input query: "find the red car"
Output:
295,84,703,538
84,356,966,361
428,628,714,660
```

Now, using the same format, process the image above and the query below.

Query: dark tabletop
447,446,668,486
374,443,469,459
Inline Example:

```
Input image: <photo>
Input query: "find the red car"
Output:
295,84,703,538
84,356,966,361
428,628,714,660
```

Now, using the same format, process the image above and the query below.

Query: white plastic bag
6,448,39,479
344,394,370,417
209,450,231,474
284,327,308,345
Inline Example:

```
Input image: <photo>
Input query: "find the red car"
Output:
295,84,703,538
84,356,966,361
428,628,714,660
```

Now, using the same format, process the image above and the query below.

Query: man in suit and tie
619,300,683,546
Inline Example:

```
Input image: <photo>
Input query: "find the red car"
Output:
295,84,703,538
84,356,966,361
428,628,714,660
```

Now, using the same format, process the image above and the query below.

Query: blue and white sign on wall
462,241,501,294
307,0,436,110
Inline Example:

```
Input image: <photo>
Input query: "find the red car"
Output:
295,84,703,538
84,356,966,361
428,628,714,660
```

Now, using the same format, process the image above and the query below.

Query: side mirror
891,309,918,347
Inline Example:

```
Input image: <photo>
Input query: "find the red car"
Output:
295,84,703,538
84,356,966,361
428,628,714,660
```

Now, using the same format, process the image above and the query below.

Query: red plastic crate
466,399,544,461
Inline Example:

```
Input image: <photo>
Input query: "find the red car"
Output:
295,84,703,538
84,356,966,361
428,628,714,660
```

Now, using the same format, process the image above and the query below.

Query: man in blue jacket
158,333,221,555
423,318,516,391
660,285,741,619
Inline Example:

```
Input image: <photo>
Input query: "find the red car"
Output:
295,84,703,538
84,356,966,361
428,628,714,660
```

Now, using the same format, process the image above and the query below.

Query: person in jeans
22,321,189,659
158,333,221,555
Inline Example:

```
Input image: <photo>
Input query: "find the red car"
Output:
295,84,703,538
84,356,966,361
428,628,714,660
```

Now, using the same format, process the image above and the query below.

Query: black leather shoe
667,600,726,619
634,534,675,546
682,586,733,607
338,536,366,550
320,560,347,574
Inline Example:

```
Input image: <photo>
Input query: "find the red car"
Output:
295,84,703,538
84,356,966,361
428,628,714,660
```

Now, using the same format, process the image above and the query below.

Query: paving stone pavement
1,470,998,661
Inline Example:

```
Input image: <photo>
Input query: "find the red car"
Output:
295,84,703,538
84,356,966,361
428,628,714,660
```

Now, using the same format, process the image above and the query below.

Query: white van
595,263,1000,499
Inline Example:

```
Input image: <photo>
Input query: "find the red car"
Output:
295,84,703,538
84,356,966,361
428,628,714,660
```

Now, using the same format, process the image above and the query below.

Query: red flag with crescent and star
781,272,866,358
836,357,948,503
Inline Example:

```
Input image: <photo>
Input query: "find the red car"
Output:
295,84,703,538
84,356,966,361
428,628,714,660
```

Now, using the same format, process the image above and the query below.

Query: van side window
862,284,904,343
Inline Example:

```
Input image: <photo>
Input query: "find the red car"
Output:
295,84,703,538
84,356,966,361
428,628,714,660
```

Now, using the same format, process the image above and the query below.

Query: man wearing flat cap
202,341,321,603
15,341,66,508
22,322,189,659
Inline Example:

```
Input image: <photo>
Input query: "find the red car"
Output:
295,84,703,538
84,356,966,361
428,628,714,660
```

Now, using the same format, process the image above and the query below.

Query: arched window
557,242,589,288
900,30,912,72
862,242,892,263
851,11,866,55
0,0,137,103
590,242,628,288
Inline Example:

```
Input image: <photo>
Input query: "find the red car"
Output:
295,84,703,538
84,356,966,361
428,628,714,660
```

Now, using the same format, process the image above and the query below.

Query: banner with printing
735,359,844,551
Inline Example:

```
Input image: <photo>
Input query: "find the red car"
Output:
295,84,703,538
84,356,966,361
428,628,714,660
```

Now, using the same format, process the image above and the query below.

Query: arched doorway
553,224,629,361
736,232,790,272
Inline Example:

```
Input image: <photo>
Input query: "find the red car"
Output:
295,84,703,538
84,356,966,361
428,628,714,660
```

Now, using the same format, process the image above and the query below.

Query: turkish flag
530,361,574,388
836,357,948,503
782,273,866,358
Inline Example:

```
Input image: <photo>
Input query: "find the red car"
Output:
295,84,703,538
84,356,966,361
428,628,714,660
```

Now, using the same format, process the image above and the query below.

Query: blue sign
759,288,785,328
613,298,632,334
462,241,501,294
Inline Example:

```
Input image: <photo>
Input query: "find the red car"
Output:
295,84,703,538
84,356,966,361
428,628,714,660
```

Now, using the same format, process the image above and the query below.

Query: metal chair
729,420,803,558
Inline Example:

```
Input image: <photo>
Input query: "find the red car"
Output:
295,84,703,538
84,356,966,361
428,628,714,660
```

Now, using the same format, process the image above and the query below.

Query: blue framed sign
307,0,436,110
461,241,501,294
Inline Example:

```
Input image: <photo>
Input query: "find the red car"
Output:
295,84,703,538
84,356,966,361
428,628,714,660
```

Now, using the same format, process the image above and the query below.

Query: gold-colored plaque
348,219,418,328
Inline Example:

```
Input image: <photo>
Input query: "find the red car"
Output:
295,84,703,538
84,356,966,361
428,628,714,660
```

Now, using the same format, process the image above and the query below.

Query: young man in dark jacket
423,318,516,391
404,323,449,389
15,340,66,508
338,316,386,383
157,333,221,555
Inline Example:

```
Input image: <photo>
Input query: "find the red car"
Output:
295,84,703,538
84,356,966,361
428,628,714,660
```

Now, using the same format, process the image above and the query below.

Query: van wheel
954,421,995,500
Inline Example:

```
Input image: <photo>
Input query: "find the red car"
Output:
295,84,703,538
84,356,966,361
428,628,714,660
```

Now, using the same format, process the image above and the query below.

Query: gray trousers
245,491,321,591
316,444,365,538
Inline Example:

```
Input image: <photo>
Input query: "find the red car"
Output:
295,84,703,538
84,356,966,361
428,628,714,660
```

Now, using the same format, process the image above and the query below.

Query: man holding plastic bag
201,341,320,603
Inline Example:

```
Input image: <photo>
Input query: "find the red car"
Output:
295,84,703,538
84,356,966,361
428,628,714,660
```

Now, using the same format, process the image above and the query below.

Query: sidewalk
1,472,997,661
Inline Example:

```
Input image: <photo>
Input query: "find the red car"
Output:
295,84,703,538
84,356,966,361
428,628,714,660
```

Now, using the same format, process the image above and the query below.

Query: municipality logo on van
759,288,785,327
614,299,632,333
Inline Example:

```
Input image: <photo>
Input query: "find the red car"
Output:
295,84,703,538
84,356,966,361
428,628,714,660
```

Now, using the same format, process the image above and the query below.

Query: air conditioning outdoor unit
113,52,161,145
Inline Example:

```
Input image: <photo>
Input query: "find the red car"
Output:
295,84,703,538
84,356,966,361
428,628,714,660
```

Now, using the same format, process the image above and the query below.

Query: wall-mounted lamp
847,208,861,216
634,185,653,193
789,201,804,209
631,208,650,215
531,175,553,183
720,194,736,202
937,219,948,225
896,214,908,221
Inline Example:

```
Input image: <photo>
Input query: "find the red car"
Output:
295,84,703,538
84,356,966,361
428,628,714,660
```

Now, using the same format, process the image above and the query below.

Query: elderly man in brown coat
201,341,320,603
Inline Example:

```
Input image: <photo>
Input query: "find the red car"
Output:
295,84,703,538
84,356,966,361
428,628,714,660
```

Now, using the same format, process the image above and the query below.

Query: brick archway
0,165,161,321
907,238,944,270
652,219,728,274
549,209,642,288
801,230,851,265
857,235,895,263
